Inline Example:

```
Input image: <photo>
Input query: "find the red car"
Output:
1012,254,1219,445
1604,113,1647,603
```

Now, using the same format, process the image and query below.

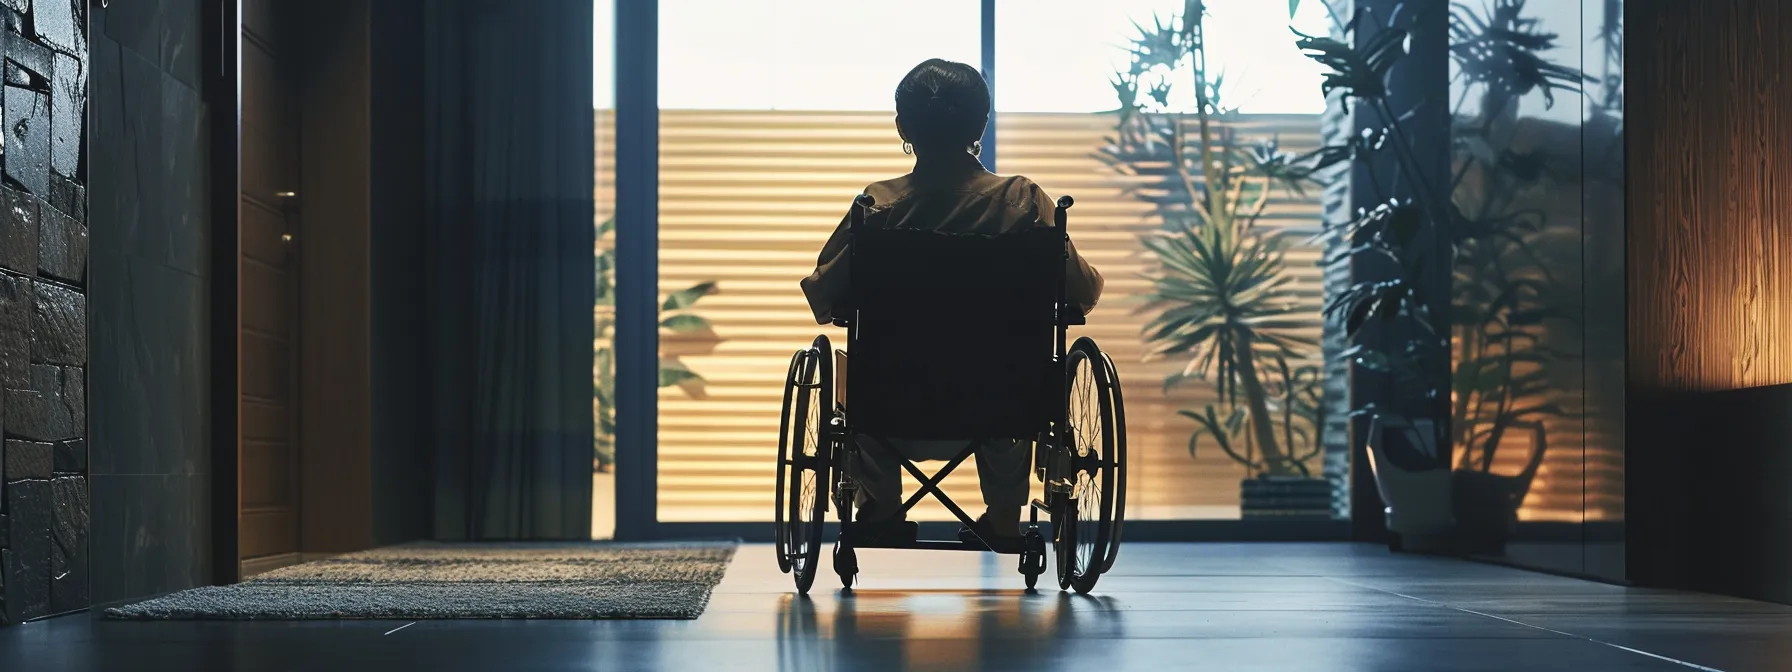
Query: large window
599,0,1352,526
652,0,980,523
593,1,617,539
997,0,1341,520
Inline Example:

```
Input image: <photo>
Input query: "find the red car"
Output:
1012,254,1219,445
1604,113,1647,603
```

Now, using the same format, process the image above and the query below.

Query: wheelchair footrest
855,538,1020,554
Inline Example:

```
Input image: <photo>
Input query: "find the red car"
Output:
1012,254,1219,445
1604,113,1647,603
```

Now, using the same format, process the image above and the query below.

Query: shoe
958,513,1024,553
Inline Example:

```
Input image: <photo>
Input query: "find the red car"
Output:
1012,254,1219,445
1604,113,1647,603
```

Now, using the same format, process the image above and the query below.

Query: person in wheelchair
800,59,1105,547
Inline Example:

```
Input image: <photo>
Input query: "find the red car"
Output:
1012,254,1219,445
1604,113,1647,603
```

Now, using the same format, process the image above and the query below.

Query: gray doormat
103,541,737,621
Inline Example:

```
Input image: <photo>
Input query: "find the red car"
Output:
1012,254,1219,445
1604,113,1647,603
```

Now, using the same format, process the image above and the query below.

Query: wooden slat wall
600,108,1605,523
644,110,1331,522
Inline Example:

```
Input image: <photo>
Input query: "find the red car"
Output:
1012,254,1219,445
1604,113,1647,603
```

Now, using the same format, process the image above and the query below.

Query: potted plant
1444,0,1589,552
1291,0,1588,551
1101,2,1333,518
593,217,720,472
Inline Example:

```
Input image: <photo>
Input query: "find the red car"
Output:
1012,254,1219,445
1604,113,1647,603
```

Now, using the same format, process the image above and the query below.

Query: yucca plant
1103,1,1323,477
593,217,718,472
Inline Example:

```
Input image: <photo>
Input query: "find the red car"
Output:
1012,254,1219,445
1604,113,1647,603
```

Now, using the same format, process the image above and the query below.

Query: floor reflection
775,589,1121,672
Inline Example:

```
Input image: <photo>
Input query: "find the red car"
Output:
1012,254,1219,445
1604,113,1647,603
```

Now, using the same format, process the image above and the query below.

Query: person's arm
800,212,852,324
1030,185,1104,315
1064,236,1104,316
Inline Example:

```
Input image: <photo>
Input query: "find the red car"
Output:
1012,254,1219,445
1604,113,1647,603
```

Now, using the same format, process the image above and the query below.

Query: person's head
894,59,990,156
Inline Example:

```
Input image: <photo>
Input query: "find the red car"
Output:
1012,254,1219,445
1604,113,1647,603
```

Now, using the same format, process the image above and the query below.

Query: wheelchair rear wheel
1054,337,1126,594
776,337,834,594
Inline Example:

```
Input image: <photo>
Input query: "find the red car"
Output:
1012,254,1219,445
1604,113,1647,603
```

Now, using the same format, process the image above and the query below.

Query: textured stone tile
103,0,161,65
0,548,11,625
52,438,82,473
48,475,86,613
49,50,83,178
5,364,82,441
0,188,37,274
160,74,204,275
33,0,81,57
89,260,203,476
3,439,50,481
36,204,83,285
4,30,53,82
29,280,83,364
3,85,49,196
0,272,29,388
5,478,50,621
48,173,80,224
162,0,199,90
2,62,25,87
0,0,25,21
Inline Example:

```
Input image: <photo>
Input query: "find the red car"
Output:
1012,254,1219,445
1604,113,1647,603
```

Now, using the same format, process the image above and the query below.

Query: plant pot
1452,421,1548,556
1239,476,1332,520
1366,414,1455,543
1452,469,1525,555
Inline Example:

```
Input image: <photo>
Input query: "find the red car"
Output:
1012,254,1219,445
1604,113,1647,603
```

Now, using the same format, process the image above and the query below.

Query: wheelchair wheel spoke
1060,338,1120,594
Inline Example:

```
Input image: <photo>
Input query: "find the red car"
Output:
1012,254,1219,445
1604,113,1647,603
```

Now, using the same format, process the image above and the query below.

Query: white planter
1365,415,1455,537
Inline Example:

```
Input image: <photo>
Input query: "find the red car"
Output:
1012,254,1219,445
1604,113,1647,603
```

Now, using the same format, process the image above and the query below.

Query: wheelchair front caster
834,542,858,588
1019,528,1047,590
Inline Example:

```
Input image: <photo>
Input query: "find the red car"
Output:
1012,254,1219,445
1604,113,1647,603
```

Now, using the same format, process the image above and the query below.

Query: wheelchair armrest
1064,313,1087,326
830,318,852,329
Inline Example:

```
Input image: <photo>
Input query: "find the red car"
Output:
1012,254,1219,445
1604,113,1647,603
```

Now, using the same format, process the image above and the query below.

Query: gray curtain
421,0,595,540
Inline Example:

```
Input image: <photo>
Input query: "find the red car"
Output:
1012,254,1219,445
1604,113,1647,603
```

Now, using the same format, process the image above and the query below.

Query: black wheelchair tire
780,337,833,594
1098,351,1128,574
1062,337,1121,594
774,350,803,575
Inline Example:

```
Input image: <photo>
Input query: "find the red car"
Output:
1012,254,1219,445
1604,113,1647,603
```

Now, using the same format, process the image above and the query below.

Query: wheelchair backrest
845,224,1064,440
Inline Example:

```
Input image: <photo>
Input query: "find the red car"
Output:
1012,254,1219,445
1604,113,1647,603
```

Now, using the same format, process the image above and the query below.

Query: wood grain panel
1629,0,1792,393
241,258,290,336
297,0,374,554
241,400,291,444
241,440,296,508
1627,0,1792,599
241,45,297,205
242,203,288,266
238,22,302,565
240,331,290,402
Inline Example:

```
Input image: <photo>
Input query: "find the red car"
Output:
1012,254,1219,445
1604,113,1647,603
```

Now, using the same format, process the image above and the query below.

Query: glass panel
997,0,1341,520
593,0,617,539
1449,0,1589,570
655,0,980,522
1581,0,1625,582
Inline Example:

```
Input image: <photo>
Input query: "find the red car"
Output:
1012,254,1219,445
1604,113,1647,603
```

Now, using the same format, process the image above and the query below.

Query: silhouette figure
800,59,1104,544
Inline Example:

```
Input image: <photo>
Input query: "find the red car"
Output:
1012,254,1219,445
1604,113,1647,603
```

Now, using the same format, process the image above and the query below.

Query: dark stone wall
0,0,90,623
84,0,209,606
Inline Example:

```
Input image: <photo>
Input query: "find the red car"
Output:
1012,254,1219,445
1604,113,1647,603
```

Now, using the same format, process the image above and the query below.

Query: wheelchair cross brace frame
832,435,1025,553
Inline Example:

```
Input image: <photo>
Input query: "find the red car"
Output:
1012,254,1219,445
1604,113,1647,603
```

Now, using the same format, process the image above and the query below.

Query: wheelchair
775,193,1128,594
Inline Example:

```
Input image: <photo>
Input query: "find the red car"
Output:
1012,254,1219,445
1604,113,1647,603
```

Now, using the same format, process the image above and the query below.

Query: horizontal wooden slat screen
641,110,1329,522
599,108,1590,524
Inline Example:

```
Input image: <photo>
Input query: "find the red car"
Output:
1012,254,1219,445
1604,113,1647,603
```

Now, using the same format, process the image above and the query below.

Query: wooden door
238,0,303,573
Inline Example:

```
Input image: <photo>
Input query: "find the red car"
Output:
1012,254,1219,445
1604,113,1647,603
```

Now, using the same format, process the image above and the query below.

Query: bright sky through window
596,0,1335,114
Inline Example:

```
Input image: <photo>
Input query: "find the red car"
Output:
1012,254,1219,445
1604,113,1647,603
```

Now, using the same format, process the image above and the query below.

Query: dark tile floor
3,543,1787,671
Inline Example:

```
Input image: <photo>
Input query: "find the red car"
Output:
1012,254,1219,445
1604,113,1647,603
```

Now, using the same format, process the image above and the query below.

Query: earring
902,142,914,155
970,141,982,158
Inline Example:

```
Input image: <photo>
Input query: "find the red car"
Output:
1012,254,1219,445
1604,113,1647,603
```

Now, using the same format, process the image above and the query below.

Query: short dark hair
894,59,990,151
